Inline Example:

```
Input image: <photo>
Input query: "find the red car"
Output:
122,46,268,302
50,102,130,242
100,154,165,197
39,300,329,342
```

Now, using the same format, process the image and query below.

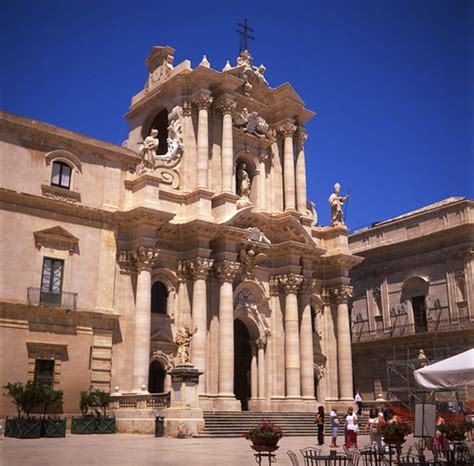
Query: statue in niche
237,163,251,200
175,325,197,365
328,182,349,226
454,271,467,302
138,129,159,170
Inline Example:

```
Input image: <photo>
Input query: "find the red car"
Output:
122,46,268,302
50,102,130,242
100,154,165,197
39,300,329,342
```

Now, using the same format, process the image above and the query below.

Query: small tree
3,382,25,417
93,389,112,417
38,385,63,418
79,391,91,417
22,381,44,418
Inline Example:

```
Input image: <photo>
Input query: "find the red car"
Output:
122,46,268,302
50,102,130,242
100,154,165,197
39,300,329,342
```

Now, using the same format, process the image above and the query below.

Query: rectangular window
34,359,55,388
51,162,71,189
40,258,64,306
412,295,428,333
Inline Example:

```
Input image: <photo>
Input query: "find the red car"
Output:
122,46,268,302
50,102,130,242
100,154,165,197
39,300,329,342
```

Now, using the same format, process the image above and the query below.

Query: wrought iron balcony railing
27,287,78,311
351,317,474,344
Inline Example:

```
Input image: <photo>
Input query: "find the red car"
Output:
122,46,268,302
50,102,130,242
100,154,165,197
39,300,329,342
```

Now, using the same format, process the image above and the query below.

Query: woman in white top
345,406,359,449
364,408,383,449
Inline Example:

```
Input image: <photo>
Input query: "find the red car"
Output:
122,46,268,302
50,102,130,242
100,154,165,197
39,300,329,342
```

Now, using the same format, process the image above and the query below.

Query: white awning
413,348,474,390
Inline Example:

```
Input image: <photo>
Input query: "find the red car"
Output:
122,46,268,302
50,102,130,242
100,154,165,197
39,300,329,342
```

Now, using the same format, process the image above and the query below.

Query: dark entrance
412,296,428,333
234,319,251,411
148,360,166,393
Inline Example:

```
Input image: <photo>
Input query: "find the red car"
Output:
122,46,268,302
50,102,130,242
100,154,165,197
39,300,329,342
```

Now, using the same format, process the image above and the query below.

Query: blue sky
2,0,472,230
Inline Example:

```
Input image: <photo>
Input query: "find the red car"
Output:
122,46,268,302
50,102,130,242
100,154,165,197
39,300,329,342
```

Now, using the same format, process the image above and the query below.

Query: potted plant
379,420,412,446
71,388,116,434
245,420,283,450
3,381,43,438
438,423,466,442
90,388,116,434
38,385,66,437
71,390,95,434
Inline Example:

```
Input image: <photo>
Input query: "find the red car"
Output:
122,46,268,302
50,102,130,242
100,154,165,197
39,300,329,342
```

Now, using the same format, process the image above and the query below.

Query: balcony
110,392,171,410
27,287,78,311
351,317,474,344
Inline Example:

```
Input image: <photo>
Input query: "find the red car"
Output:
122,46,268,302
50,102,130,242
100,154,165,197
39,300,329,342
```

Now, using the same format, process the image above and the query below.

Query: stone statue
237,163,251,200
418,349,429,367
138,129,159,170
239,246,266,279
175,325,197,365
234,108,270,138
328,182,349,226
246,227,271,244
253,64,269,86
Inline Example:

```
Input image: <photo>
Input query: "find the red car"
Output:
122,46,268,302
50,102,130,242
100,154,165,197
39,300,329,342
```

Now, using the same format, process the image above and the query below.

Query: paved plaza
2,433,460,466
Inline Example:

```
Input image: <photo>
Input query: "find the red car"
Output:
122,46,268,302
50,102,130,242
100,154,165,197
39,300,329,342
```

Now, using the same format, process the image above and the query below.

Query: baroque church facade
0,45,362,419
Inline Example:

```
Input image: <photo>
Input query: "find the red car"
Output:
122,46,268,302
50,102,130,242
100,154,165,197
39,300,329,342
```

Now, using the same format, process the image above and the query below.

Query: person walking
355,390,363,416
329,407,339,447
345,406,359,449
315,406,325,445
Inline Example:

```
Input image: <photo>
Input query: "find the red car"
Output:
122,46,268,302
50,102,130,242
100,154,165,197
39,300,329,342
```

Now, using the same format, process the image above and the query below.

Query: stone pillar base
214,397,241,411
164,407,205,438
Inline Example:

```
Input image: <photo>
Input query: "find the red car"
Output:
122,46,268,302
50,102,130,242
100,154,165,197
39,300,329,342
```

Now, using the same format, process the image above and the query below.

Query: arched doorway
148,360,166,393
234,319,251,411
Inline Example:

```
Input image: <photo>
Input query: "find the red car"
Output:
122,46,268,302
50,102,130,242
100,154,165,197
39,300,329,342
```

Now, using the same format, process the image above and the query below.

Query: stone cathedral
0,45,362,431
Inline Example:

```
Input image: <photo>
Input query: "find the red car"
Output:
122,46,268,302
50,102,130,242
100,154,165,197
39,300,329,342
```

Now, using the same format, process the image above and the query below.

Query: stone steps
198,412,368,437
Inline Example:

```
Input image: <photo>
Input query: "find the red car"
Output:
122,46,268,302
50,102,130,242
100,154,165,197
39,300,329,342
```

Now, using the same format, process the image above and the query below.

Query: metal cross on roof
237,18,255,53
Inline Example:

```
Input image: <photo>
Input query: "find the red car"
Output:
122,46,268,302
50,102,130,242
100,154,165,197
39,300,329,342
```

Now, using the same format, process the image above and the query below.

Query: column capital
321,284,353,304
257,151,269,164
176,261,188,283
184,257,214,280
255,337,267,350
239,246,266,280
133,247,159,272
181,101,193,117
216,97,236,114
300,278,317,295
276,273,304,295
269,276,280,296
277,121,297,138
195,93,213,110
214,260,240,283
295,129,308,147
117,250,134,273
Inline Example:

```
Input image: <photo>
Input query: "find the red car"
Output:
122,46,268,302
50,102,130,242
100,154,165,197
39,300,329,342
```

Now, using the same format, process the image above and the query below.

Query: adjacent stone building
0,45,362,422
349,197,474,405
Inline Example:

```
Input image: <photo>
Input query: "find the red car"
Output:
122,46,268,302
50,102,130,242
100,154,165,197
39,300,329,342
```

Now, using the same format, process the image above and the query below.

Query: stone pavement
0,433,464,466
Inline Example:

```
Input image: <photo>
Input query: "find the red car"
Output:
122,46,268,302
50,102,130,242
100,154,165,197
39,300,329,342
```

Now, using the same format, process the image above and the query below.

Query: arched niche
151,269,177,318
141,108,169,155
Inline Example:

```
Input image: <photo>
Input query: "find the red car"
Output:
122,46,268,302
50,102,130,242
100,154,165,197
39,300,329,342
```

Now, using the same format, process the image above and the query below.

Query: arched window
148,360,166,393
51,161,72,189
151,281,168,315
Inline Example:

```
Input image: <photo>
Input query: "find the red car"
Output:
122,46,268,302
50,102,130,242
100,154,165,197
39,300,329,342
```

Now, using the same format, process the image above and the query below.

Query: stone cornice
0,110,139,165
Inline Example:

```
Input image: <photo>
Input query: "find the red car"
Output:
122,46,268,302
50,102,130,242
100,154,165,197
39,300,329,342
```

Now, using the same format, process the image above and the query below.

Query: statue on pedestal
328,182,349,226
175,325,197,365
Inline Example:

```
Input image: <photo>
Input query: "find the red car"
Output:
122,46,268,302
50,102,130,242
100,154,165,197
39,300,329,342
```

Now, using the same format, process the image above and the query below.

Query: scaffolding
385,342,469,410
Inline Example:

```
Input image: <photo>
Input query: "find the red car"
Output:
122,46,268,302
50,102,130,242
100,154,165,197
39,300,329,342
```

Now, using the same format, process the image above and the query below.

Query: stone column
300,279,316,399
218,98,236,194
195,93,213,189
256,337,266,399
321,287,338,401
269,277,285,398
278,122,297,211
334,285,354,401
250,342,258,399
131,247,159,393
215,260,240,397
257,152,268,210
279,273,303,398
295,130,308,215
186,257,214,395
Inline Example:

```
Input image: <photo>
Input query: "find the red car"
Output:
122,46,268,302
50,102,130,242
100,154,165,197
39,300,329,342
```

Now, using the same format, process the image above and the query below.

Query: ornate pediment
33,226,79,254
